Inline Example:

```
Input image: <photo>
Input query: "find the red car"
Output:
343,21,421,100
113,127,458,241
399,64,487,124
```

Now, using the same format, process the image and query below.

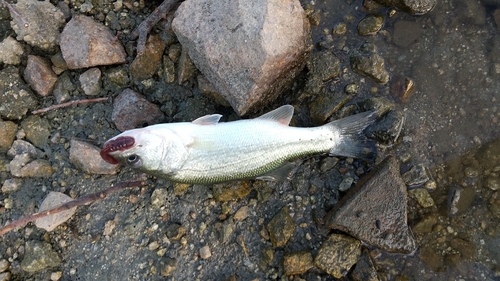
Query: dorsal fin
192,114,222,125
256,105,294,125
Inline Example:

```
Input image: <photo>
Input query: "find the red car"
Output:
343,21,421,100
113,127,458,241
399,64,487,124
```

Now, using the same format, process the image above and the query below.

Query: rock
373,0,436,15
2,178,22,193
392,20,422,47
79,68,102,96
314,233,361,278
177,48,198,84
0,36,24,65
359,96,394,116
267,207,295,248
357,15,384,35
197,75,231,107
0,120,17,152
19,159,53,177
412,213,437,235
351,249,379,281
165,224,185,241
7,140,37,159
307,50,341,82
150,188,169,209
10,0,65,50
409,188,435,208
309,92,352,124
130,35,166,81
24,55,58,97
364,110,404,145
173,183,190,196
172,0,312,115
21,115,51,148
111,89,163,132
52,72,76,104
105,67,130,88
163,56,176,84
199,245,211,259
350,42,389,84
283,250,313,275
212,181,252,201
233,206,249,221
0,259,9,273
325,156,417,254
486,175,500,191
447,185,475,217
0,66,38,120
402,163,431,186
60,15,127,69
69,139,118,175
160,257,177,277
20,241,62,273
390,76,416,102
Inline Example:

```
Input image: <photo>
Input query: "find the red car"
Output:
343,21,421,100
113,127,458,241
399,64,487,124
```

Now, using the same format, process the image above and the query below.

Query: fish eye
126,154,141,166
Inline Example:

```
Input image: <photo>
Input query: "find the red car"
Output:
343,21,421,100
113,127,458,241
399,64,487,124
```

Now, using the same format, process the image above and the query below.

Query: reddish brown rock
111,89,163,132
325,155,416,254
130,35,166,80
24,55,57,97
60,15,127,69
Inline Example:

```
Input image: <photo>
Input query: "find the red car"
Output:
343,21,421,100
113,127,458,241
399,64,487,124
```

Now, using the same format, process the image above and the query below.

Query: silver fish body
100,105,377,184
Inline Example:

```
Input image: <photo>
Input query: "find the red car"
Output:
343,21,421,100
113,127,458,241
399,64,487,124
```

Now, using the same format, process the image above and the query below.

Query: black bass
100,105,377,184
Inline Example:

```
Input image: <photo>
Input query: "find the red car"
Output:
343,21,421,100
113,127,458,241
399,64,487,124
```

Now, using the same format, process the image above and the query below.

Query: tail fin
327,111,378,159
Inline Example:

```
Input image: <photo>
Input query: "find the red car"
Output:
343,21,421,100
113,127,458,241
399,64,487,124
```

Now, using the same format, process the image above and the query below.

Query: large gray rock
172,0,312,115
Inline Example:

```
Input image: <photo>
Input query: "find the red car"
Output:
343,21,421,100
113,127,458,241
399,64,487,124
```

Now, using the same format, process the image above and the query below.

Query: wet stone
21,115,51,148
359,96,395,116
166,224,186,241
350,42,389,84
234,206,249,221
197,75,231,107
314,233,361,278
177,48,198,84
326,155,416,253
450,238,476,260
79,68,102,96
130,35,166,81
212,181,251,201
307,50,341,82
172,0,312,115
351,249,379,281
69,139,118,175
24,55,58,97
409,188,435,208
0,66,38,120
339,177,354,192
412,213,437,234
267,207,295,248
447,185,475,217
0,36,24,65
0,120,17,152
373,0,436,15
21,241,62,273
111,89,163,132
486,176,500,191
402,163,431,187
309,91,352,124
357,15,384,35
419,246,443,272
365,110,404,145
392,20,422,47
60,15,127,69
10,0,65,50
283,250,313,275
52,72,76,104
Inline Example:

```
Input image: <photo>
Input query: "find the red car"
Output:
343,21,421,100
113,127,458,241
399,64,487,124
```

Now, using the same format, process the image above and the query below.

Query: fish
100,105,378,184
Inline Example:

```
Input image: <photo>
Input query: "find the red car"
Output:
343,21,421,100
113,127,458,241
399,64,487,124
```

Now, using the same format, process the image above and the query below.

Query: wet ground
0,0,500,280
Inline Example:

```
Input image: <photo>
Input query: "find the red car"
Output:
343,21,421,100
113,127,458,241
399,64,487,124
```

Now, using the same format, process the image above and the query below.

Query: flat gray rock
172,0,312,115
325,155,416,254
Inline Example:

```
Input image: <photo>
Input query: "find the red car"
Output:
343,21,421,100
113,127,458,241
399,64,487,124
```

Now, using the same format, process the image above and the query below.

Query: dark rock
447,185,475,217
79,68,102,96
0,36,23,65
7,140,37,159
177,47,198,84
373,0,436,15
166,224,186,241
172,0,312,115
359,96,395,115
24,55,58,97
308,50,341,82
10,0,65,50
163,56,176,83
309,91,352,124
351,249,379,281
357,15,384,36
69,139,118,175
411,213,437,234
197,75,231,107
160,257,177,277
392,21,422,47
365,110,404,145
402,163,431,186
283,250,313,275
267,207,295,248
52,72,76,104
419,246,443,271
50,52,68,74
111,89,163,132
20,241,61,273
60,15,127,69
314,233,361,278
0,66,38,120
325,155,417,254
450,238,476,260
0,121,17,152
21,115,51,148
130,35,166,81
105,67,130,88
350,42,389,84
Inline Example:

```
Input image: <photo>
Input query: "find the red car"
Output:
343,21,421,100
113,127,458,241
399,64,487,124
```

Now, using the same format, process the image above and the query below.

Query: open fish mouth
100,136,135,164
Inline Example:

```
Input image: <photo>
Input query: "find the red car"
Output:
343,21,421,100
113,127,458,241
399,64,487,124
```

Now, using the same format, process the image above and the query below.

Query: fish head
100,127,188,175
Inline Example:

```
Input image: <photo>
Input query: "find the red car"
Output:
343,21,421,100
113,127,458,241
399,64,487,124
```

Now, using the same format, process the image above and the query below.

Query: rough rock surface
20,241,61,273
0,67,38,120
69,139,118,175
10,0,65,50
350,42,389,84
373,0,436,15
111,89,163,132
172,0,312,115
24,55,58,97
129,35,166,81
79,68,102,96
0,36,24,65
325,155,417,253
60,15,127,69
314,233,361,278
0,121,17,152
20,115,51,148
266,207,295,248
